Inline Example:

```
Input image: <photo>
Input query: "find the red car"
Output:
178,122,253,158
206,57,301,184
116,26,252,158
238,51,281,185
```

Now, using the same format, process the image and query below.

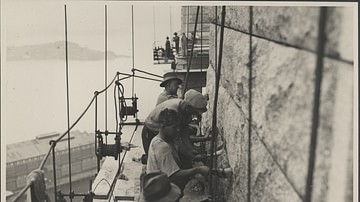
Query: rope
64,5,73,200
92,178,115,201
169,6,172,36
118,124,139,176
200,6,203,90
37,73,119,170
153,6,156,47
114,75,120,133
209,6,226,201
105,5,108,131
131,5,135,97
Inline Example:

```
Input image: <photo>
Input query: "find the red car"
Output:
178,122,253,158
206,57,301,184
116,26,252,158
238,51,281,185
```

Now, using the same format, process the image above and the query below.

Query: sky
1,2,185,195
3,1,182,56
1,1,184,142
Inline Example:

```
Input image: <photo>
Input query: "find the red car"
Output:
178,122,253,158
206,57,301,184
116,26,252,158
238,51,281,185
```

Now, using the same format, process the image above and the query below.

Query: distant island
7,41,130,61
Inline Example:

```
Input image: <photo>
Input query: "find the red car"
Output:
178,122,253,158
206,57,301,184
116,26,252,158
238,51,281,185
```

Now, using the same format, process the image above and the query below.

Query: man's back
145,98,185,133
147,135,181,176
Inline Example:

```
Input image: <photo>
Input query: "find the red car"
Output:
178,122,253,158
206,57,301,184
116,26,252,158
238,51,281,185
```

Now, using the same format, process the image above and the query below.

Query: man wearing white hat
142,89,208,158
156,72,183,106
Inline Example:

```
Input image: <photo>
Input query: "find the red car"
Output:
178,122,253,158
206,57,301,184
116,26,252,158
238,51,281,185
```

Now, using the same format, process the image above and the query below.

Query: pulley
120,96,138,119
95,130,122,160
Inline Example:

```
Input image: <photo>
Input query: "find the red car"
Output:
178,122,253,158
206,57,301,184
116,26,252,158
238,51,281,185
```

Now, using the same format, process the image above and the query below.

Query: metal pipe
116,72,162,82
51,141,58,201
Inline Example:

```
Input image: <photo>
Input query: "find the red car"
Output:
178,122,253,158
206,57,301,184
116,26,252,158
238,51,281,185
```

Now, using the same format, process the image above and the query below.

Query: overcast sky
3,1,182,56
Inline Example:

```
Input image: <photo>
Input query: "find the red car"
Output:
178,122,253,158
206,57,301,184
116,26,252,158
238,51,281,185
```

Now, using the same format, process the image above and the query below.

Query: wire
105,5,108,132
92,178,111,192
118,124,139,176
37,73,119,170
133,68,162,78
64,5,73,200
131,5,135,97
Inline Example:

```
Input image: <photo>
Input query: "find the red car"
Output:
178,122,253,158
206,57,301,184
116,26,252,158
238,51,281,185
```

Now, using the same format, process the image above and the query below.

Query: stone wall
202,6,354,202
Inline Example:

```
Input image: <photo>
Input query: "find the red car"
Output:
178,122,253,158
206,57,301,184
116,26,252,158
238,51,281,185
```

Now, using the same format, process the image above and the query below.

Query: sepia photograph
1,1,357,202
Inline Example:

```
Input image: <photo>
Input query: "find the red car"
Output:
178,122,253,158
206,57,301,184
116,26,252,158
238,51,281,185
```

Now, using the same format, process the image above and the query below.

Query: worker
140,171,182,202
156,72,183,106
146,108,210,192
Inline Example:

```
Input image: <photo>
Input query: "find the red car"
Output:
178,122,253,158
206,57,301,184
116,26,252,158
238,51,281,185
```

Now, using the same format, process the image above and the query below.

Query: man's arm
169,166,209,184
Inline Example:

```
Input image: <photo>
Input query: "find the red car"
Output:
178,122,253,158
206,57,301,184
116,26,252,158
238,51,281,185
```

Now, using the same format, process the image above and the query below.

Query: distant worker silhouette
173,32,180,54
165,36,171,62
180,33,187,56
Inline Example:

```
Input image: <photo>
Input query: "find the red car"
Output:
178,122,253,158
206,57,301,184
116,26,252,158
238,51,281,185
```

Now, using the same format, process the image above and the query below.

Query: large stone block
251,134,303,202
223,6,250,33
250,35,317,196
311,59,354,202
252,7,320,51
220,28,251,114
211,6,354,62
208,23,217,68
205,5,354,202
325,7,354,62
213,6,320,51
334,7,354,62
204,65,249,202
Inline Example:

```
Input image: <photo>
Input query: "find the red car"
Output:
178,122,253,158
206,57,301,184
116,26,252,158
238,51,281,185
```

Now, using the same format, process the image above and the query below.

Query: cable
63,5,73,200
37,73,119,170
133,68,162,78
131,5,135,97
105,5,108,132
209,6,226,201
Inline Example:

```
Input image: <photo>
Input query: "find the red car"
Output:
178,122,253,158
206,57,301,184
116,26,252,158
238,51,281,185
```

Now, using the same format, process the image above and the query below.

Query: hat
174,32,178,35
184,89,207,112
160,72,183,87
141,171,181,202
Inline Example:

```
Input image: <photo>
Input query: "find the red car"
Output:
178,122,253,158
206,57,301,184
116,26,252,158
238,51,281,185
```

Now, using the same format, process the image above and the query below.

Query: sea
3,58,170,145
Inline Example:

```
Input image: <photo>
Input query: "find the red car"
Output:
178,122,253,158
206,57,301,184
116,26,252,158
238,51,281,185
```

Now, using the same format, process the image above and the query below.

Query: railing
12,71,162,202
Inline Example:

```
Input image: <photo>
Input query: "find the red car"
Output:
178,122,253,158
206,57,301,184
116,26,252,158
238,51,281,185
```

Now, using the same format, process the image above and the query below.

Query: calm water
4,58,169,144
